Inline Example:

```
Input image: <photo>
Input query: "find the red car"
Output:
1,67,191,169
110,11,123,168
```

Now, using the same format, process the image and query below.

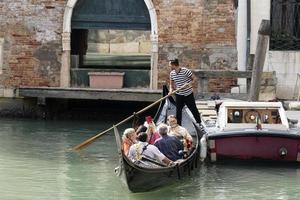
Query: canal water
1,118,300,200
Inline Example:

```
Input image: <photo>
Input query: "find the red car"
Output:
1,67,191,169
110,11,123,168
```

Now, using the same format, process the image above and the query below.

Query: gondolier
169,58,201,126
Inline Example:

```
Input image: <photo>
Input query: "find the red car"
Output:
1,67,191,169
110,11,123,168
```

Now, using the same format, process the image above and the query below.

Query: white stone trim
0,38,4,75
236,0,248,93
3,88,17,98
209,139,215,149
62,32,71,51
210,153,217,162
62,0,158,89
237,0,247,71
67,0,77,8
63,6,73,33
250,0,271,55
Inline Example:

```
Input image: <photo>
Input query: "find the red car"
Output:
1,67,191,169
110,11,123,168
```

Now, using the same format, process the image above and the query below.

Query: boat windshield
227,108,281,124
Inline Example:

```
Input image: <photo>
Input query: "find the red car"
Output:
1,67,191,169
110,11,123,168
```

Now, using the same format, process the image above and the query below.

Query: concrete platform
19,87,162,102
284,101,300,110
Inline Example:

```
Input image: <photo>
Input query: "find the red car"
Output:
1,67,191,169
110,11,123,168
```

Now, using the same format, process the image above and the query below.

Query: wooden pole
248,20,270,101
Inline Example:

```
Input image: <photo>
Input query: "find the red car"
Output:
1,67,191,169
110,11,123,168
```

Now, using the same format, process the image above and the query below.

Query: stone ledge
0,88,18,98
19,87,162,102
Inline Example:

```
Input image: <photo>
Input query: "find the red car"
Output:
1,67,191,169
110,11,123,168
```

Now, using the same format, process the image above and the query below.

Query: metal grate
270,0,300,50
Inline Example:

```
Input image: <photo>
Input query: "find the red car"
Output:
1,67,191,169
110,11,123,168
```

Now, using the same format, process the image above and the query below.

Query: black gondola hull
119,151,199,192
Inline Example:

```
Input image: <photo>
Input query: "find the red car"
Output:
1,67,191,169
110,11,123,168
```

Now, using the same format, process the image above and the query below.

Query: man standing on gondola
169,58,201,126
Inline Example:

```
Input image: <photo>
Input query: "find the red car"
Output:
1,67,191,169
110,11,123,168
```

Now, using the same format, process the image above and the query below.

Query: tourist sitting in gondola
128,132,173,167
122,128,137,156
167,115,193,151
144,116,161,145
154,123,184,161
135,124,147,136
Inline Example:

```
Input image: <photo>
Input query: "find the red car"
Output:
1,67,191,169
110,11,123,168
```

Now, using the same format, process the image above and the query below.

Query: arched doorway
62,0,158,89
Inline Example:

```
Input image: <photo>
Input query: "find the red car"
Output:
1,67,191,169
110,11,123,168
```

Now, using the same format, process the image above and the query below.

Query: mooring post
248,20,270,101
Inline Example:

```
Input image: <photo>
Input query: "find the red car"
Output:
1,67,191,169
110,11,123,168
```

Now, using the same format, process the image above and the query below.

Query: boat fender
114,166,121,176
200,135,207,161
114,159,123,176
279,147,288,159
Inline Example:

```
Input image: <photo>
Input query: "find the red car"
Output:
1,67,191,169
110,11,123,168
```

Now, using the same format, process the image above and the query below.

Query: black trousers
176,93,201,125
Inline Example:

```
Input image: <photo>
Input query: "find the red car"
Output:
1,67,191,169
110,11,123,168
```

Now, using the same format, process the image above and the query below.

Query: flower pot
88,72,125,89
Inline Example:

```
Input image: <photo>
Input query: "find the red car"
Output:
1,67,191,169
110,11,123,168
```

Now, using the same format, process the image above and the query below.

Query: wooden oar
73,83,191,151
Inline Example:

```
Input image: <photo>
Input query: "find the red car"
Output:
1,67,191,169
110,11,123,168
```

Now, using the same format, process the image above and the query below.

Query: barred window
270,0,300,50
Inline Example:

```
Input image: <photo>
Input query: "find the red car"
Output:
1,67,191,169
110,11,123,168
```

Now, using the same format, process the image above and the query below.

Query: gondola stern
153,85,176,122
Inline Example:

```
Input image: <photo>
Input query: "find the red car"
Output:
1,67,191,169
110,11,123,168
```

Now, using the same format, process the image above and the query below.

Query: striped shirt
170,67,193,96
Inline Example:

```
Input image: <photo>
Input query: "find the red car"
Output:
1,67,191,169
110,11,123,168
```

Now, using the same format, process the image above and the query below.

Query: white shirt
128,141,166,163
168,125,193,142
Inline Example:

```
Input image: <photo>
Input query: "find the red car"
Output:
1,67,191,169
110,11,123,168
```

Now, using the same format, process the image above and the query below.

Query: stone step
203,115,217,118
199,109,217,116
196,101,208,105
203,116,217,121
207,101,216,107
196,105,210,110
197,100,218,121
196,101,215,108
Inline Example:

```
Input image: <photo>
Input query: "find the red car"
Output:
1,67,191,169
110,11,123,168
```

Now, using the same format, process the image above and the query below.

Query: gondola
113,86,204,193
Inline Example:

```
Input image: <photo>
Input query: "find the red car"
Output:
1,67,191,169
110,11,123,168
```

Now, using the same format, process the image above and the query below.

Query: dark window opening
270,0,300,50
70,0,152,88
71,29,151,70
84,29,151,69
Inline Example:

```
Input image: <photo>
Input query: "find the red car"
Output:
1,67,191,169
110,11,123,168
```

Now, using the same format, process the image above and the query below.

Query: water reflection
0,118,300,200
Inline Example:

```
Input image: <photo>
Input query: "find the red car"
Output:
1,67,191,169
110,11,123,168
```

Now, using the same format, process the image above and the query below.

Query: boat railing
224,123,288,131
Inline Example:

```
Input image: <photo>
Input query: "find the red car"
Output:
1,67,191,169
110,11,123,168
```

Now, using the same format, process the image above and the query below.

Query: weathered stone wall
0,1,64,90
155,0,237,90
0,0,236,93
87,30,151,54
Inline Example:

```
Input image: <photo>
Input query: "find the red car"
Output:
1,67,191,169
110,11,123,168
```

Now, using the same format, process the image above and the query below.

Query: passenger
128,132,173,167
122,128,137,156
144,116,161,145
154,123,184,161
167,115,193,151
135,125,147,136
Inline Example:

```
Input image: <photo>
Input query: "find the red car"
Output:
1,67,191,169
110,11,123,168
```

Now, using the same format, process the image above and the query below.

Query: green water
1,118,300,200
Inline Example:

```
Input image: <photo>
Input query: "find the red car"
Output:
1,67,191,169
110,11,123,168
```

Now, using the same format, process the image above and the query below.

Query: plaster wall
250,0,300,99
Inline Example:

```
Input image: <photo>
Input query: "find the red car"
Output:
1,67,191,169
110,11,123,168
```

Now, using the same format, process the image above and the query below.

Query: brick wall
0,1,65,88
0,0,236,92
155,0,237,91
